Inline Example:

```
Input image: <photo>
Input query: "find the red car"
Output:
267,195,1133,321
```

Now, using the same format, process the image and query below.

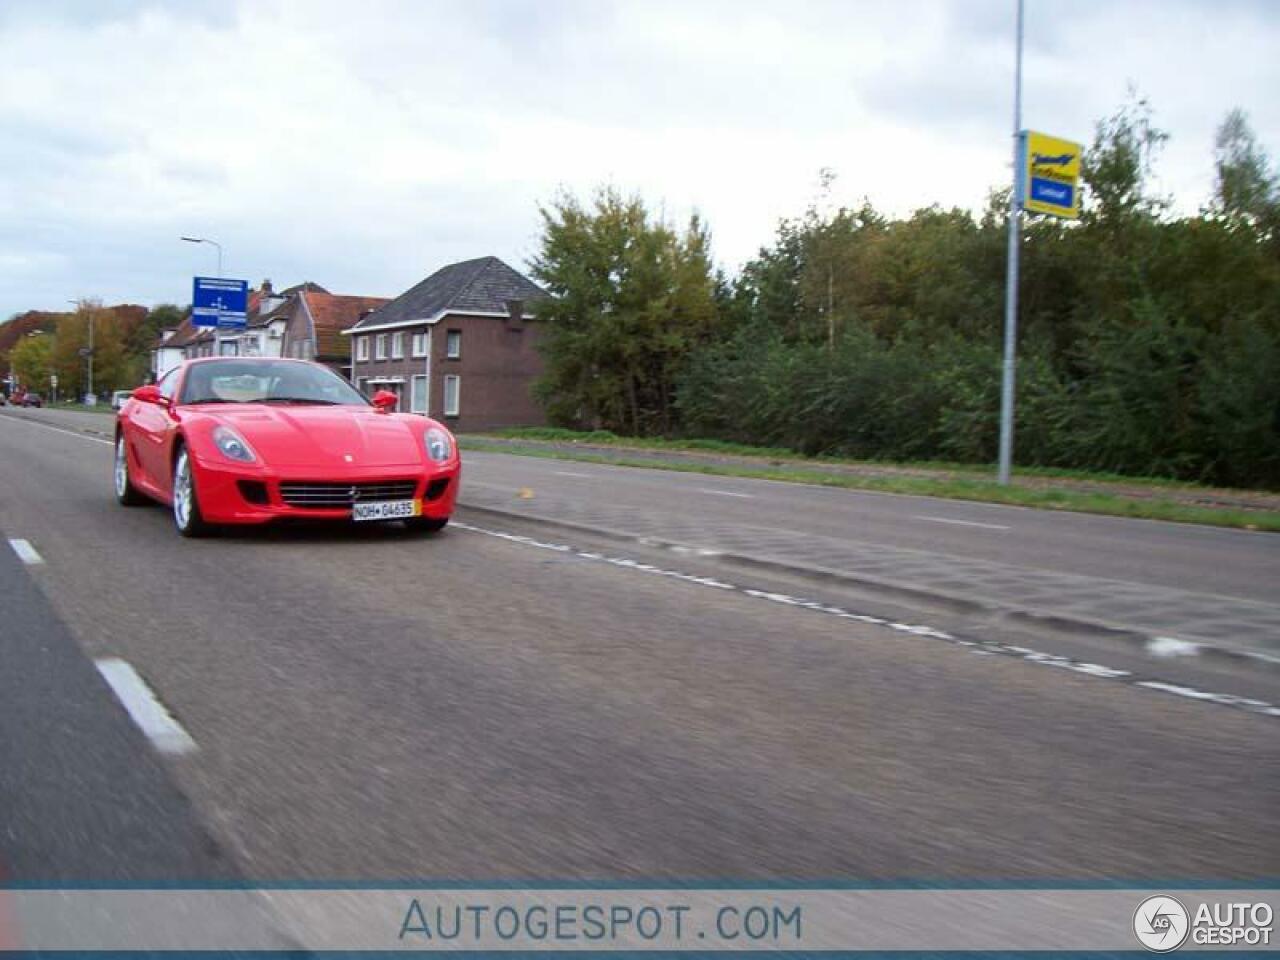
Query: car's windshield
179,360,368,406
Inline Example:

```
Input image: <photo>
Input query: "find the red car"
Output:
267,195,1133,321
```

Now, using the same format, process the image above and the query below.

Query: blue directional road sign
192,277,249,329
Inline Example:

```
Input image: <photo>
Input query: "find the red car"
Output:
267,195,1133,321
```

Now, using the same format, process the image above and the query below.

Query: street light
180,236,223,277
68,299,94,402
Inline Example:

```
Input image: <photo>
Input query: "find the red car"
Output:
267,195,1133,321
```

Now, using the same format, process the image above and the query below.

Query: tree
529,187,720,434
128,303,184,358
51,302,134,399
1212,108,1278,232
1081,92,1170,226
674,94,1280,488
10,333,53,393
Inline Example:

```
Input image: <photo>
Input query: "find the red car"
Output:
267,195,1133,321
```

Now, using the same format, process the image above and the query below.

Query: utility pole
997,0,1025,486
67,298,94,402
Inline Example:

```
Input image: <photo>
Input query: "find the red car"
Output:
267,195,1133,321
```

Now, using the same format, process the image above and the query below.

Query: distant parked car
21,393,44,408
110,390,134,410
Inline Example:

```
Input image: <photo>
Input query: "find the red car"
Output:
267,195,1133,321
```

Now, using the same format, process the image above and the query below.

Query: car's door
129,367,181,493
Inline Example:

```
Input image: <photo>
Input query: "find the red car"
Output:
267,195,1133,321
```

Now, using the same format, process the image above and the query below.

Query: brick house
271,289,390,378
344,256,550,429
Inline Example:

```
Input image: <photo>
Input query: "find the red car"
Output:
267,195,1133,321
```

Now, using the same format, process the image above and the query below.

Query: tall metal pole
67,298,94,401
181,236,223,277
997,0,1024,486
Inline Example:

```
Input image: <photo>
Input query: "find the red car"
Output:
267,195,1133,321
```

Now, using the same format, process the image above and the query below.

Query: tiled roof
302,292,392,358
351,256,548,331
159,317,199,347
281,281,329,296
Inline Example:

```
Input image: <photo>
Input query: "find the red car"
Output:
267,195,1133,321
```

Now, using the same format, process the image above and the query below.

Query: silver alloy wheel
114,438,129,498
173,449,192,530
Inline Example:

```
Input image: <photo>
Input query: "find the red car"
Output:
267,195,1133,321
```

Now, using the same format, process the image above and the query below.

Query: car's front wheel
404,516,448,534
114,436,147,506
172,446,211,537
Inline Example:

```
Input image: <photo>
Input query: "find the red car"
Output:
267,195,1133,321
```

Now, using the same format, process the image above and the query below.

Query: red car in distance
114,357,460,537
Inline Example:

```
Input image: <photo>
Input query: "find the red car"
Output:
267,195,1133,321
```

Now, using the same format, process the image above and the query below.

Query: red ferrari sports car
114,357,460,537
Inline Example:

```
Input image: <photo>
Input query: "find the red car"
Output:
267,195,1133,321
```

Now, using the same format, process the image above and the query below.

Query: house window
356,337,369,361
219,340,238,356
411,331,428,357
411,375,428,414
391,331,404,359
443,375,460,417
446,329,461,359
375,334,387,360
356,378,368,396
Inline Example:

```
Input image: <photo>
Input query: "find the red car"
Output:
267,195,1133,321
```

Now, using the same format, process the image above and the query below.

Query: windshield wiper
184,397,242,404
261,397,342,405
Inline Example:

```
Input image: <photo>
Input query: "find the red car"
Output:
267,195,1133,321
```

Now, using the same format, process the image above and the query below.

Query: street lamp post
181,236,223,277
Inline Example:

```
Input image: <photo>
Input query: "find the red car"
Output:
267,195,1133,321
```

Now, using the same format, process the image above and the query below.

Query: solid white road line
696,488,754,499
94,658,197,755
915,515,1010,531
8,538,43,565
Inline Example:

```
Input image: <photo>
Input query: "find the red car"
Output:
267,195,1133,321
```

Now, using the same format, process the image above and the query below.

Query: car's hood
199,404,425,468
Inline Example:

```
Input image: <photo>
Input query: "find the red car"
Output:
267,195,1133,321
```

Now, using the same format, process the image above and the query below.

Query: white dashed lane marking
696,488,754,499
554,471,592,479
94,658,197,755
452,520,1280,720
916,515,1010,531
8,538,43,565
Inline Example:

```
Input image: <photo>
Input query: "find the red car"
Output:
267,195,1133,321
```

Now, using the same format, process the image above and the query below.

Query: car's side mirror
371,390,398,413
132,385,166,406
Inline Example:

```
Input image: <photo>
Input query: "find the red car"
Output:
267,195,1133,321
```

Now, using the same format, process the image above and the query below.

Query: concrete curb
458,501,1280,673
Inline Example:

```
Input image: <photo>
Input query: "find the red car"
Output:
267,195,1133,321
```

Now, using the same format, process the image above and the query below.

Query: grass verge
462,435,1280,533
46,402,114,415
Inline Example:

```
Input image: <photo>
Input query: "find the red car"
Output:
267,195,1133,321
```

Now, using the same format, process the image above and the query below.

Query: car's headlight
213,425,257,463
425,426,453,462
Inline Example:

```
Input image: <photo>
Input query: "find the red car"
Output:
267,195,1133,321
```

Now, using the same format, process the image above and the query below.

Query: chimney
504,298,524,325
262,278,273,295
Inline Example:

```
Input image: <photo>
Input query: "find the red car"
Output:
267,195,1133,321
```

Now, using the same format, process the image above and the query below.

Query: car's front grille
279,480,419,509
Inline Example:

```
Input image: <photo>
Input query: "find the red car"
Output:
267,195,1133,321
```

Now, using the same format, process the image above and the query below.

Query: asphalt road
460,449,1280,604
0,407,1276,884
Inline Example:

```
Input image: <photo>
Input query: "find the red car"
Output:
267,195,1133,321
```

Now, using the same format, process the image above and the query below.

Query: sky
1,0,1277,320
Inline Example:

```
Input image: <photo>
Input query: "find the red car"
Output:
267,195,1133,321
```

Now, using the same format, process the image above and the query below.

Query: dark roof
351,256,547,331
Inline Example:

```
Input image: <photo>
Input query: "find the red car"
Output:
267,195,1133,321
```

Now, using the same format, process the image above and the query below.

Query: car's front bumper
189,456,461,525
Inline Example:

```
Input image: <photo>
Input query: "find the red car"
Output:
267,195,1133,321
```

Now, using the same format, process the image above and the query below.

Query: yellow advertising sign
1023,130,1082,218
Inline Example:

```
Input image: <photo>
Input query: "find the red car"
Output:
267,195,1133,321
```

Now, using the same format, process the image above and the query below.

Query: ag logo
1134,896,1190,952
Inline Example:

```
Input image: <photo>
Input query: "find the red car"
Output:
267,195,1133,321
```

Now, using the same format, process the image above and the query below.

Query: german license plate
352,499,421,522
